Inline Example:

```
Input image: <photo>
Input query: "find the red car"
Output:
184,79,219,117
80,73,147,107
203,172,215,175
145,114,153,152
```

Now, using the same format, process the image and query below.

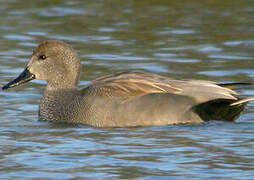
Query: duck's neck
46,81,78,91
40,87,80,122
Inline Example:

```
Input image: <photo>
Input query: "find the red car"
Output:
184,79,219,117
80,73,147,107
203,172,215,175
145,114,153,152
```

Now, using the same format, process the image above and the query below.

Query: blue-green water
1,0,254,179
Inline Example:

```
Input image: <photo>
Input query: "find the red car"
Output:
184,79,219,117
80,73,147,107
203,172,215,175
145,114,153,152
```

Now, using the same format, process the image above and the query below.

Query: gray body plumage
3,40,254,127
40,88,202,127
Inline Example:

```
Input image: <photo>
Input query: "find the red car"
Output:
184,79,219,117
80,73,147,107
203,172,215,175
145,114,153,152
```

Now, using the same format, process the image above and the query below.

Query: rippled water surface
1,0,254,179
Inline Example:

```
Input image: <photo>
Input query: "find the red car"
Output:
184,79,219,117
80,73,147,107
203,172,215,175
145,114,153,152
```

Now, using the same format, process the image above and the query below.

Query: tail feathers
194,97,252,122
219,82,252,87
218,82,252,91
231,96,254,106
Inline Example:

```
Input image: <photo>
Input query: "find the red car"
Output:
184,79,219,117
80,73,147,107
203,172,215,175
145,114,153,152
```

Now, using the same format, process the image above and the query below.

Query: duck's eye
39,55,47,60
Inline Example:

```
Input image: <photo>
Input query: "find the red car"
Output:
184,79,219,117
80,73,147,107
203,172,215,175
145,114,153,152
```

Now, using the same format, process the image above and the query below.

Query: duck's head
2,40,81,90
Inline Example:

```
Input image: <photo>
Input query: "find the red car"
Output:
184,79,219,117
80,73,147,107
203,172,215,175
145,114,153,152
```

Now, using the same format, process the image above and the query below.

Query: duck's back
39,72,252,127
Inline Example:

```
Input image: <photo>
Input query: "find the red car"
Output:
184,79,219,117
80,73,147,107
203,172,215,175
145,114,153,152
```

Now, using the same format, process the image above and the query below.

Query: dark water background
1,0,254,179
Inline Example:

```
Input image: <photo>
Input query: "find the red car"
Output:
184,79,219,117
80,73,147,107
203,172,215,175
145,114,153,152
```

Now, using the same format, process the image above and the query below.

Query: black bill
2,68,35,90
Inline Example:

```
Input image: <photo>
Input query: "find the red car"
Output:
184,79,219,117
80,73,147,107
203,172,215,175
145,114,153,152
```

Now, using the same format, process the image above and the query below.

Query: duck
2,40,254,127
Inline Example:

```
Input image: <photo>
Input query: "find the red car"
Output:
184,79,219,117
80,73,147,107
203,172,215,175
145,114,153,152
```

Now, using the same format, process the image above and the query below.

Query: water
1,0,254,179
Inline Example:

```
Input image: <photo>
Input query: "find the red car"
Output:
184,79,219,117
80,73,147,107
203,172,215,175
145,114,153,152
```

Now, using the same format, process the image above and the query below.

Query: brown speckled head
28,40,81,90
2,40,81,90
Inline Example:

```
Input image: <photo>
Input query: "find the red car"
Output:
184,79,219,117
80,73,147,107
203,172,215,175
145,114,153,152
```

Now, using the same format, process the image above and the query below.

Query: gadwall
2,41,254,127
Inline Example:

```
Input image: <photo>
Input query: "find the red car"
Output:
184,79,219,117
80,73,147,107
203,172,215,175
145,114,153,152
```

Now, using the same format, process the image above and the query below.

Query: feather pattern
85,71,239,104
